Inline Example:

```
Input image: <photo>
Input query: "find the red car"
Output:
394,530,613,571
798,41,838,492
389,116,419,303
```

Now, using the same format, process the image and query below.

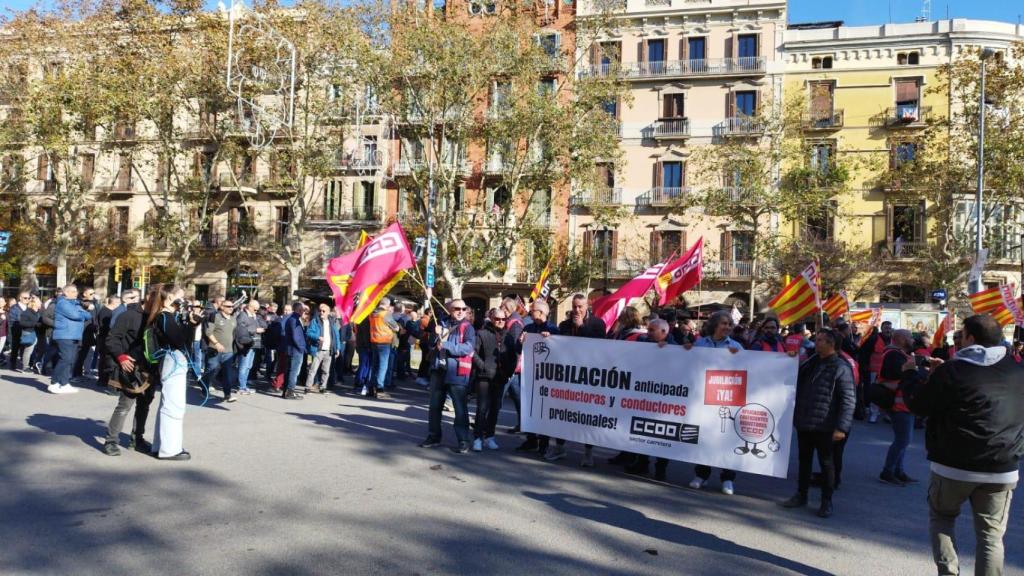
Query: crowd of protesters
2,284,1021,575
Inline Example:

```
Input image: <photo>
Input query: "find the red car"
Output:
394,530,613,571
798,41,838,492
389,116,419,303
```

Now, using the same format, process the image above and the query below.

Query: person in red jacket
857,320,893,423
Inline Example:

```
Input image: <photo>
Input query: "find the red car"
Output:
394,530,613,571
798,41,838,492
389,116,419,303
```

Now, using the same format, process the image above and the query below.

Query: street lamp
972,47,996,294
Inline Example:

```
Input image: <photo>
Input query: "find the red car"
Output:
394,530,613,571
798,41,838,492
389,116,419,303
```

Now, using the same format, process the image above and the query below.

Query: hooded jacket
794,353,856,434
472,323,503,380
906,345,1024,481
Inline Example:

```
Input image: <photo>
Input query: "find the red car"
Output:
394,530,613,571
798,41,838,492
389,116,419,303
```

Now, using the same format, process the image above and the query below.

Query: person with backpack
102,288,156,456
419,299,476,454
147,284,202,461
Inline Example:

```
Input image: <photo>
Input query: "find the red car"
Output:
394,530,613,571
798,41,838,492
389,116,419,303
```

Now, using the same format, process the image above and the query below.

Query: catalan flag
932,312,954,350
822,290,849,320
530,258,553,301
851,308,884,346
767,261,821,325
968,285,1022,326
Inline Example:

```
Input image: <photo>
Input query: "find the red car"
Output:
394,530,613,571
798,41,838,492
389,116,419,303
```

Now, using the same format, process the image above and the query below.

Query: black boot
608,451,634,466
817,498,834,518
132,435,152,454
654,459,668,481
625,456,650,476
515,438,539,452
779,493,808,508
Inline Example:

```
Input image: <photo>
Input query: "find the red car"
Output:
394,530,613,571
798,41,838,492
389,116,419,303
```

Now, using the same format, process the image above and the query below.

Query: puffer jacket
472,324,503,380
794,353,856,434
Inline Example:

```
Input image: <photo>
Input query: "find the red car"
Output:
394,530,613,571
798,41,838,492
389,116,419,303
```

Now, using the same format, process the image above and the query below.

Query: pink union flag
592,263,666,333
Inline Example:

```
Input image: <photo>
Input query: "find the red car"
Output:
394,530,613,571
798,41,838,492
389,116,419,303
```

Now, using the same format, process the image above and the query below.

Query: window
110,206,129,237
528,188,552,226
116,154,132,190
355,181,376,220
660,161,683,189
36,154,55,181
955,200,1023,261
602,99,618,118
275,206,290,241
492,81,511,112
662,93,685,119
362,136,378,164
804,201,835,243
809,142,833,174
538,33,560,59
720,231,753,262
194,151,217,182
809,81,835,126
324,180,344,219
880,284,926,303
737,34,759,58
898,52,920,66
228,207,251,242
888,203,925,257
687,37,706,60
596,163,615,189
587,229,617,262
894,79,921,122
646,39,666,63
80,153,94,188
488,186,512,212
468,0,497,15
651,230,682,264
538,77,557,97
36,205,54,226
734,91,757,117
892,142,917,168
811,56,833,69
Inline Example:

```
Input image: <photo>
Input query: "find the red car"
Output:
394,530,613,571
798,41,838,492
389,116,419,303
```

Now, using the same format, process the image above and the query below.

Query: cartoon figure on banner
719,404,781,459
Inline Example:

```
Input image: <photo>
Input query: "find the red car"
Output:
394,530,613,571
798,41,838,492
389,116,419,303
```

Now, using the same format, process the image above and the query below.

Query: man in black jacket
471,308,505,452
102,291,156,456
906,314,1023,576
780,328,855,518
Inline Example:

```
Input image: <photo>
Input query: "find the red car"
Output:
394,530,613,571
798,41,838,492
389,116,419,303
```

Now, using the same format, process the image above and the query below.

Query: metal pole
602,226,609,290
973,49,994,293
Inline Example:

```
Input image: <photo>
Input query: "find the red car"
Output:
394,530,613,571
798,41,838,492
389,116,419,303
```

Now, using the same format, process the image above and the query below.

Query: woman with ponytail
148,284,202,461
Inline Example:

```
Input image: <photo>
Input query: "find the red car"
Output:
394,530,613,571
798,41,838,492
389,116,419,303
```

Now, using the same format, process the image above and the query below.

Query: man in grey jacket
780,328,855,518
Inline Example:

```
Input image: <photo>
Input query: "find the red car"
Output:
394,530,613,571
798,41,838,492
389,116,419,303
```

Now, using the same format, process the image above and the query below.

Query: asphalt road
1,368,1021,576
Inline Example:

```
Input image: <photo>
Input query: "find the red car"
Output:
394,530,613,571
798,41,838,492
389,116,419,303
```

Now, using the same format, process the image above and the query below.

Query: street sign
413,237,426,261
425,265,435,288
931,289,947,301
426,236,437,267
0,231,10,254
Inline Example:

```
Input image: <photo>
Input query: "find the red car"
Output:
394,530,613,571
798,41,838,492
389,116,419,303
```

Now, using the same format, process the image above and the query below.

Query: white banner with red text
521,334,799,478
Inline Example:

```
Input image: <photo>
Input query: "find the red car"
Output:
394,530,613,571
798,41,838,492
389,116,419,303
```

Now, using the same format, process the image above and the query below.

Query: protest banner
521,334,799,478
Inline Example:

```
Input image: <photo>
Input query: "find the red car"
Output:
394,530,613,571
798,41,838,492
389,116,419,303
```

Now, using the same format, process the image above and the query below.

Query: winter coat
280,313,306,356
433,318,476,386
18,309,40,345
306,316,342,355
794,353,856,434
472,324,503,380
52,296,94,341
234,311,261,353
557,315,607,339
105,303,148,368
906,345,1024,476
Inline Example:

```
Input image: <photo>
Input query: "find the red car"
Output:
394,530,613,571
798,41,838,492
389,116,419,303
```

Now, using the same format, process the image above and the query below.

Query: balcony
569,187,622,207
311,207,383,227
879,105,932,128
713,117,764,138
885,240,929,260
218,173,259,190
335,150,384,171
636,187,688,207
705,260,753,280
198,230,259,250
596,57,766,81
485,158,505,175
652,119,691,140
802,110,844,131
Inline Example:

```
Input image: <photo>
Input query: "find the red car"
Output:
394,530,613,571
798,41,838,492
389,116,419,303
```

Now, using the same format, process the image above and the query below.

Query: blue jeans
287,351,304,391
204,351,236,399
427,372,470,444
191,341,205,377
373,344,391,390
883,411,915,476
357,347,372,387
51,339,80,387
237,348,255,391
385,346,397,387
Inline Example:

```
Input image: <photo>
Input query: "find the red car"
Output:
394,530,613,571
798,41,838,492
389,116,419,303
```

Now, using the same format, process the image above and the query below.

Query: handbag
108,364,151,396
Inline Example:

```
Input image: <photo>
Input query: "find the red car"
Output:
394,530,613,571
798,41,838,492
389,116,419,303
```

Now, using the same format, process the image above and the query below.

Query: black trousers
695,465,736,482
798,430,835,499
9,324,23,369
473,377,506,440
834,432,849,485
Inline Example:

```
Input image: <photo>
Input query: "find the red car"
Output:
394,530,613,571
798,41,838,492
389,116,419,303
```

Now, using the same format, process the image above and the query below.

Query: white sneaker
543,445,567,461
57,384,80,394
485,437,500,450
688,477,706,490
47,383,61,394
721,480,735,495
472,438,483,452
360,386,369,396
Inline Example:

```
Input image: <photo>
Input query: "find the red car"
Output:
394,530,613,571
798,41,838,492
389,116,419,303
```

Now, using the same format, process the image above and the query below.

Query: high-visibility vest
877,347,910,413
454,321,473,377
756,339,786,353
868,335,888,374
370,312,395,345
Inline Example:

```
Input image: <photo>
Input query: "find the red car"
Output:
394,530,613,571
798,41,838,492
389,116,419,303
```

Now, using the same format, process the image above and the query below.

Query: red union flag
592,262,666,333
326,223,415,324
655,237,703,306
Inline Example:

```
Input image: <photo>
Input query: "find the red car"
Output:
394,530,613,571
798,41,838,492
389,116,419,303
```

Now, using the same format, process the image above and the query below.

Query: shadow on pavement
25,413,107,453
524,490,836,576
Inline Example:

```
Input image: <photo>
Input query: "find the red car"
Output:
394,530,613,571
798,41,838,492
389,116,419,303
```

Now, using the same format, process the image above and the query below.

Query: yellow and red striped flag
530,258,553,301
968,285,1022,326
822,290,849,320
851,308,884,346
767,261,821,325
932,312,954,350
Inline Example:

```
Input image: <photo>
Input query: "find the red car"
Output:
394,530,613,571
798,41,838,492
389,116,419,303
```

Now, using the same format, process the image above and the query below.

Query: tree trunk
55,245,68,288
748,257,758,319
288,264,300,297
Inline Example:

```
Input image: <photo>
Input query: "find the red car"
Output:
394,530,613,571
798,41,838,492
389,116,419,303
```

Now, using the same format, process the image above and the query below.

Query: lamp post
972,48,996,294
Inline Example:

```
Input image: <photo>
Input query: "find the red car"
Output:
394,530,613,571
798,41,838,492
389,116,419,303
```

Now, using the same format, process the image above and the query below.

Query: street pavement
0,368,1021,576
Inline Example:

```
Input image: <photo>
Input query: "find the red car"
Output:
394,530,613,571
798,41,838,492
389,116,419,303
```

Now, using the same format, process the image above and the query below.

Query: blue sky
2,0,1022,25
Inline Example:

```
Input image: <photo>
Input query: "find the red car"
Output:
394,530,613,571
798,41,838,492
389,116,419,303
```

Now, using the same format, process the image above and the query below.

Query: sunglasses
451,306,467,311
493,317,507,322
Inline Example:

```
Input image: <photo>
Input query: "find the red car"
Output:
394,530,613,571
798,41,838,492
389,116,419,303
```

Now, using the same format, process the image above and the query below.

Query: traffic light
114,258,121,279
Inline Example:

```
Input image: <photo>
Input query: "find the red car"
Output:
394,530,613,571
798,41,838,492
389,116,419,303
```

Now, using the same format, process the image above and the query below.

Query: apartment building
573,0,786,313
782,18,1024,311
